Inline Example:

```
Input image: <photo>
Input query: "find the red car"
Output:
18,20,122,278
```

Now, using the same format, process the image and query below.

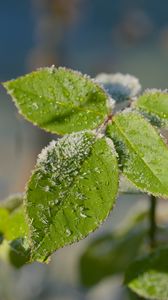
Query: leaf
125,247,168,300
9,238,30,268
25,131,118,262
0,239,30,268
3,67,109,135
0,208,9,236
0,196,28,241
5,207,28,240
80,210,147,287
134,90,168,127
106,111,168,198
0,196,30,267
95,73,141,102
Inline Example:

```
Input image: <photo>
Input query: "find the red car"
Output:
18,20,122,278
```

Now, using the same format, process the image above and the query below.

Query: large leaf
3,67,109,134
25,131,118,262
106,111,168,197
80,224,147,287
125,247,168,300
134,90,168,127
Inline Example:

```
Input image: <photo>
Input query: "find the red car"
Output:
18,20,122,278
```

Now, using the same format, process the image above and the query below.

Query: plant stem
149,195,157,249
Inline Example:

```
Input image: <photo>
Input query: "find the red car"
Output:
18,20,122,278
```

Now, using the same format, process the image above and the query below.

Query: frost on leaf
95,73,141,102
25,131,119,262
135,89,168,128
3,67,109,135
107,111,168,198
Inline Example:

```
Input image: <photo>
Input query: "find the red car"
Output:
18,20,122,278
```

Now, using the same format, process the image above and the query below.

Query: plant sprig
1,66,168,300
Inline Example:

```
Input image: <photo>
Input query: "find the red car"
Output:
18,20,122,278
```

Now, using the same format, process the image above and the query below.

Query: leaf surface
3,67,109,134
107,111,168,197
25,131,118,262
80,225,146,287
0,193,23,213
0,195,28,241
0,239,30,268
135,90,168,126
125,247,168,300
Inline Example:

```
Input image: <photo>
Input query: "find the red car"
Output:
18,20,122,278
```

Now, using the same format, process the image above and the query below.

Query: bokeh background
1,1,168,299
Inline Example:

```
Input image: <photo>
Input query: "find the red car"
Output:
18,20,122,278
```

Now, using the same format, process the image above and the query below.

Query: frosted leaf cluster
95,73,141,102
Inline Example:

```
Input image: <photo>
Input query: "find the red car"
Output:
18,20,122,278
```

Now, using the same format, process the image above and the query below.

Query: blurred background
1,0,168,299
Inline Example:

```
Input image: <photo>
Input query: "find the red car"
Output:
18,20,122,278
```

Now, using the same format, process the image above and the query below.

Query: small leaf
5,207,28,240
95,73,141,102
107,111,168,198
125,247,168,300
119,175,141,195
25,131,118,262
134,90,168,127
0,208,9,235
3,67,109,134
0,239,30,268
0,196,28,241
9,238,30,268
80,214,147,287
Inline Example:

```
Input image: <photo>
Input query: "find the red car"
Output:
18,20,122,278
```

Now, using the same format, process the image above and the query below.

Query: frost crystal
36,131,95,190
95,73,141,102
144,88,168,95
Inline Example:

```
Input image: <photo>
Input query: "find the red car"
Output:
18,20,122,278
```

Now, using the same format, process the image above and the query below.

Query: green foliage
25,131,118,262
0,195,28,241
3,67,109,134
107,111,168,197
2,66,168,299
0,195,30,268
80,210,147,287
0,239,30,268
134,90,168,127
125,247,168,300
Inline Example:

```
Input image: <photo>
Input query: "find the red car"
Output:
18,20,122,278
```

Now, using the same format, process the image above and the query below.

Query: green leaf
25,131,118,262
9,238,30,268
0,196,30,267
106,111,168,198
134,90,168,127
125,247,168,300
80,211,147,287
5,207,28,240
0,239,30,268
3,67,109,134
0,196,28,241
